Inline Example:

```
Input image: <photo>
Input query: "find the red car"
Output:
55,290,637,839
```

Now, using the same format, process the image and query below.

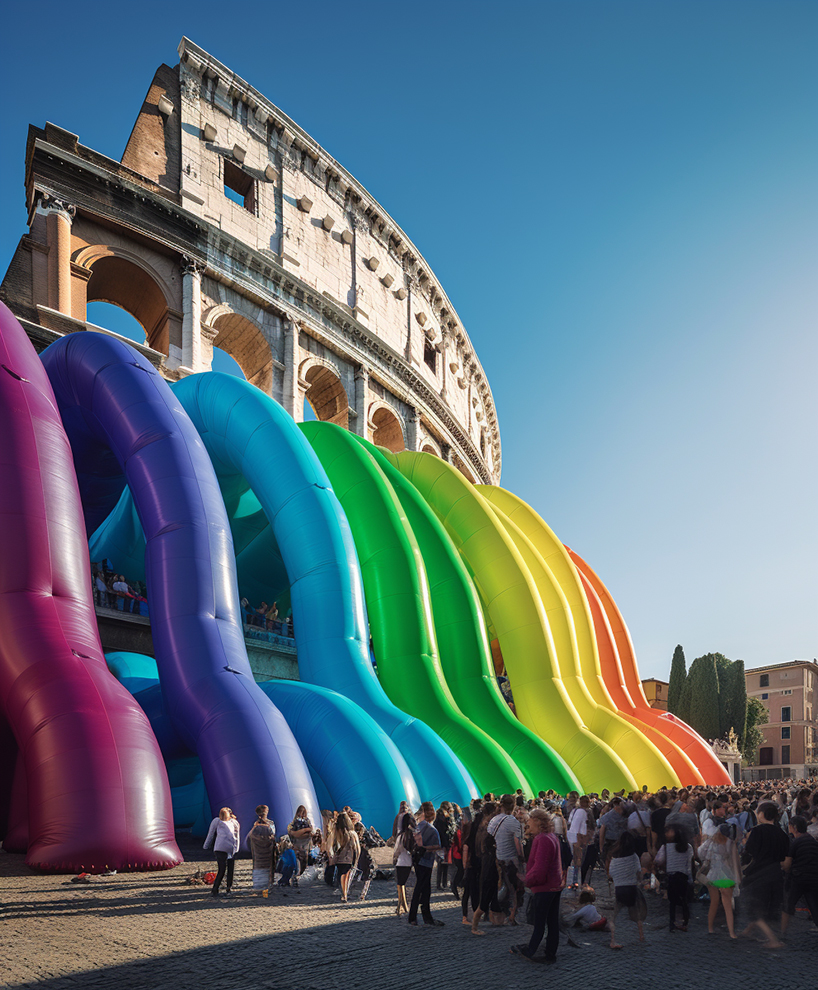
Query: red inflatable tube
0,302,181,871
567,546,731,787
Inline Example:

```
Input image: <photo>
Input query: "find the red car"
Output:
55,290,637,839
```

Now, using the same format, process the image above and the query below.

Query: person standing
488,794,526,926
780,815,818,935
204,807,241,898
434,802,455,890
330,812,360,903
392,811,415,916
510,808,563,964
741,800,790,948
655,825,693,931
698,823,741,938
245,804,277,891
408,801,445,927
607,831,647,949
288,805,314,878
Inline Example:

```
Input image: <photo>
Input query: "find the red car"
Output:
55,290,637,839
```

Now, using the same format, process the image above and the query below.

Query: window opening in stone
781,706,791,722
424,339,437,374
205,75,218,102
760,674,769,687
371,406,404,452
224,159,255,213
480,431,486,457
759,747,773,765
86,301,147,345
782,745,790,764
303,365,349,428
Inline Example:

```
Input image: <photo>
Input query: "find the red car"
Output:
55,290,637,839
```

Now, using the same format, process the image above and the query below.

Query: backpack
558,833,573,870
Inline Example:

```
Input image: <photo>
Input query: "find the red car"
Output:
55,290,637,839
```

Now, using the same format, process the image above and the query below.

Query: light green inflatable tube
301,422,524,796
363,438,579,794
392,450,638,793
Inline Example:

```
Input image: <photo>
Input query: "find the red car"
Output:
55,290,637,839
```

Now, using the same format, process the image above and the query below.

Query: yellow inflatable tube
481,497,681,789
391,450,637,793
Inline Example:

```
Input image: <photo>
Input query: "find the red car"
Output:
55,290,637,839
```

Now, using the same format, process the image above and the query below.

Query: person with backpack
434,802,456,890
740,800,789,949
470,801,504,933
407,802,445,927
392,811,415,916
488,794,526,926
510,808,564,964
655,824,694,932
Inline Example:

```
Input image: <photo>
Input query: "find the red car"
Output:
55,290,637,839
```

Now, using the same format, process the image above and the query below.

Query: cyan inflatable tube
41,334,319,835
0,303,179,872
257,681,416,837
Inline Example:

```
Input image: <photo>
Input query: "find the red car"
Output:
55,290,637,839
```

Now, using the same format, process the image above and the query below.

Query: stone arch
368,400,405,453
299,356,349,428
419,435,442,457
206,308,274,394
74,244,178,355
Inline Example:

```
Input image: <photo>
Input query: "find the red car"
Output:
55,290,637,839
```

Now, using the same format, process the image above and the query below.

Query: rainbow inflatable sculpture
0,301,729,872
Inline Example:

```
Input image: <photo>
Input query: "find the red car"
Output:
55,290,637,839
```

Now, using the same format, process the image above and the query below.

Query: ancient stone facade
1,38,500,483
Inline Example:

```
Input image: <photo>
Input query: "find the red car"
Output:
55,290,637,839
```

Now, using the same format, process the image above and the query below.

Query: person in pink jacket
511,808,565,965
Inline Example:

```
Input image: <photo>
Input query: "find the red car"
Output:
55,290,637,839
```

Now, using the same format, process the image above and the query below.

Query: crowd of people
240,598,294,639
201,778,818,962
91,563,147,615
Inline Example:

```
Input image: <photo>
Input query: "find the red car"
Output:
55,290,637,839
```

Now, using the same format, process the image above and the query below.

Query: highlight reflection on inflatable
0,301,730,873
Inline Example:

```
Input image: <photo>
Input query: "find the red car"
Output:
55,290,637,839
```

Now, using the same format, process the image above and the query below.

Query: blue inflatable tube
41,334,319,834
172,373,464,803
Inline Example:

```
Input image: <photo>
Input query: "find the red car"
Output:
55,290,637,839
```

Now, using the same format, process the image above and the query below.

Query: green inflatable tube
360,438,579,794
392,450,637,793
301,422,523,796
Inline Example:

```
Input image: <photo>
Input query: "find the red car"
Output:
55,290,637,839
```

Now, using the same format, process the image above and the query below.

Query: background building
744,659,818,780
641,677,668,711
0,37,500,488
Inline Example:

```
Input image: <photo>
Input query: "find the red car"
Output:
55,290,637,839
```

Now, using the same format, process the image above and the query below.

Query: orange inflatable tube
568,548,732,787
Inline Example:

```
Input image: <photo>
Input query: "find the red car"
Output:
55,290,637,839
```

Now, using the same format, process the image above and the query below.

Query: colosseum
0,37,500,485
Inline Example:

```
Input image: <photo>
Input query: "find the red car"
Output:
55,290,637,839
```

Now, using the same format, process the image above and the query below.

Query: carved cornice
176,37,499,465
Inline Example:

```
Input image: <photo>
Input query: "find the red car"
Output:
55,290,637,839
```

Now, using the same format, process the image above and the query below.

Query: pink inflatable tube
0,302,181,871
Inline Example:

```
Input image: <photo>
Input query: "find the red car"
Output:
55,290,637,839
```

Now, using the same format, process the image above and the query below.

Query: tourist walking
245,804,277,891
408,801,445,927
655,824,693,932
392,811,415,916
781,815,818,934
330,812,360,903
698,823,741,938
510,807,563,964
741,800,789,949
287,805,315,878
607,831,646,949
203,807,241,898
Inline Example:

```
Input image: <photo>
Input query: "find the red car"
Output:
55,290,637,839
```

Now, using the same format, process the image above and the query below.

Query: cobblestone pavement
1,837,815,990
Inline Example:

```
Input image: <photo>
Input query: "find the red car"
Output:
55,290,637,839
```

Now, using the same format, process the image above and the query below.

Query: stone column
282,319,300,420
353,366,369,438
181,257,204,373
406,406,420,451
41,198,75,315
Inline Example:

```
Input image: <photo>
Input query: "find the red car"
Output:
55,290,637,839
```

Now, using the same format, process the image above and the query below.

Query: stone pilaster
354,366,369,438
38,197,75,316
181,257,204,373
282,319,300,420
407,406,419,451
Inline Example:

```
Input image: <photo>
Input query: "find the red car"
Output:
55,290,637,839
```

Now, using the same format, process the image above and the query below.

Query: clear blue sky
1,1,815,679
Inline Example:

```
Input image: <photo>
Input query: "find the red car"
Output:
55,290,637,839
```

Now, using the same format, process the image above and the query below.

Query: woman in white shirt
391,812,415,916
567,797,590,889
204,807,241,898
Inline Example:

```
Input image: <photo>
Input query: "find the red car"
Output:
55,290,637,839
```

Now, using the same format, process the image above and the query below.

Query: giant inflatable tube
482,498,680,789
390,450,637,792
568,548,731,786
301,422,481,805
0,303,180,872
353,436,579,794
41,334,319,834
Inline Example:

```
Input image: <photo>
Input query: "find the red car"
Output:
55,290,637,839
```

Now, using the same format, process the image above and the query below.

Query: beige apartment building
641,678,669,711
744,659,818,780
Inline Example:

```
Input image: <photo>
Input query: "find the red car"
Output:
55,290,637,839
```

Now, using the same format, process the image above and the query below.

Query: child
277,837,298,886
561,888,607,931
607,832,646,949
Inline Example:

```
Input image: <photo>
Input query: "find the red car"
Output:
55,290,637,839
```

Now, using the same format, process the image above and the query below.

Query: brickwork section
0,839,814,990
121,64,182,194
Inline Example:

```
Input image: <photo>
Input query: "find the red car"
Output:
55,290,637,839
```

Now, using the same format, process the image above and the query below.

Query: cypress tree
677,666,693,724
667,645,687,715
686,654,721,740
726,660,747,746
714,653,732,737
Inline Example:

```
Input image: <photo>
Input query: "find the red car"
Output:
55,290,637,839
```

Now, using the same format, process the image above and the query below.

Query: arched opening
371,406,404,453
85,255,170,353
210,313,273,393
421,443,439,456
303,364,349,428
86,301,147,345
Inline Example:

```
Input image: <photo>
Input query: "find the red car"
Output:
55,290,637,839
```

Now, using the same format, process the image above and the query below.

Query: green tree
686,654,721,740
667,645,686,715
724,660,747,745
677,665,694,724
713,653,732,736
742,696,768,762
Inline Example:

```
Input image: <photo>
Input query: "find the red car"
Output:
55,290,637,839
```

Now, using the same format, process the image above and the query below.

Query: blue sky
1,1,815,678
